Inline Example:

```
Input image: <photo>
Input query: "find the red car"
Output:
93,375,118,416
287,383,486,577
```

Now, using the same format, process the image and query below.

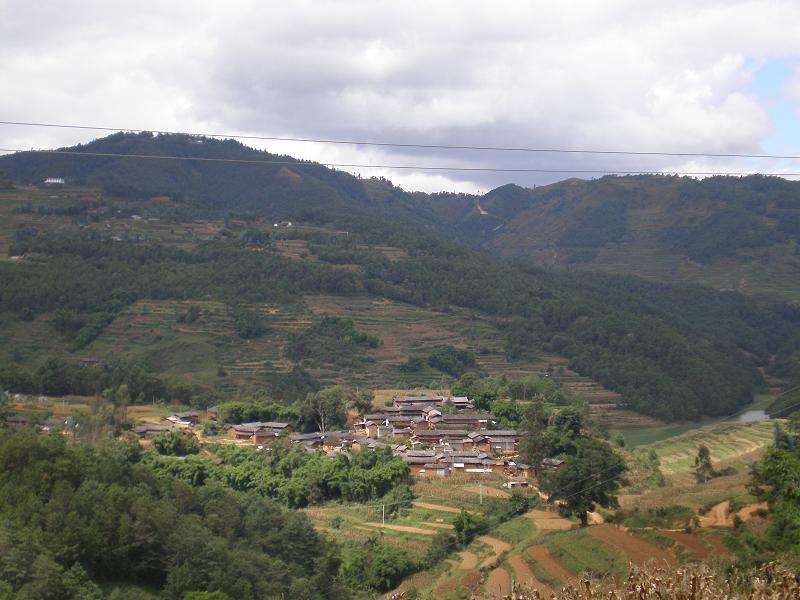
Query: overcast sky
2,0,800,193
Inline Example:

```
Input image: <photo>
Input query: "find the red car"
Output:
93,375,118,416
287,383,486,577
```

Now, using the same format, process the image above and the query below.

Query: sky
1,0,800,193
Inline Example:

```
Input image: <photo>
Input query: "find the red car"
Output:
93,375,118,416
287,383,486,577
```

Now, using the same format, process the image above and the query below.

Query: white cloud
1,0,799,191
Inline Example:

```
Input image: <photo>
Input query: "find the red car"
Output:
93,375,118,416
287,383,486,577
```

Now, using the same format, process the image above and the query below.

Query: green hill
428,175,800,303
2,135,800,421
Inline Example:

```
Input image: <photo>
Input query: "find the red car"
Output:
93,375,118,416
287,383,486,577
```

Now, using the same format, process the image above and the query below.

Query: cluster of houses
125,394,563,479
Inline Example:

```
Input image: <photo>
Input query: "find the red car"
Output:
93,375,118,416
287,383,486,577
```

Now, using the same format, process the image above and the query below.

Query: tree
694,444,713,483
540,437,627,526
350,389,374,416
299,386,347,433
453,509,482,547
519,398,548,474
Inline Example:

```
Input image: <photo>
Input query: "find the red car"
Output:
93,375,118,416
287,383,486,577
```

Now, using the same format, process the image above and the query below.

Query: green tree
519,398,548,473
694,444,713,483
453,509,482,547
299,386,347,433
152,431,199,456
540,437,627,527
350,389,374,415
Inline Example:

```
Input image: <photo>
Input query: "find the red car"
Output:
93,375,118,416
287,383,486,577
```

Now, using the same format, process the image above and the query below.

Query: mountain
2,133,800,422
428,175,800,302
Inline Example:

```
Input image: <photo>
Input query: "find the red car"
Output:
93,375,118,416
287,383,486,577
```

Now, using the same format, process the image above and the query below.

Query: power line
2,147,800,178
2,119,800,161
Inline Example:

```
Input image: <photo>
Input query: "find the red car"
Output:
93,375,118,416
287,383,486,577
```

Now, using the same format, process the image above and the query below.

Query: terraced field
646,419,774,480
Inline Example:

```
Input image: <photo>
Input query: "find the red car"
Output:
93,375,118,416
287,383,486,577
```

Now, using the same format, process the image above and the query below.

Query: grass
544,529,627,579
492,515,537,546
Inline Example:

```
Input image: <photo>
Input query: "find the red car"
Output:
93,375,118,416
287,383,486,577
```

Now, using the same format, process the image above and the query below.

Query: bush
427,346,475,377
425,532,457,564
339,539,417,592
151,431,200,456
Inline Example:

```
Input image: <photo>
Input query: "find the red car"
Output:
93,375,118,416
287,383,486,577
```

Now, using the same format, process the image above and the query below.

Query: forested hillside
425,175,800,302
2,134,800,421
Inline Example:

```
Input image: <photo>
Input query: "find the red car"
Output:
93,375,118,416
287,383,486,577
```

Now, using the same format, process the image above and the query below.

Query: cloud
1,0,799,191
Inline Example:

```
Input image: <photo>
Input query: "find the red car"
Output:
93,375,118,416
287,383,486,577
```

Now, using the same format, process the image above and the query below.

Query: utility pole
382,504,385,526
479,480,483,505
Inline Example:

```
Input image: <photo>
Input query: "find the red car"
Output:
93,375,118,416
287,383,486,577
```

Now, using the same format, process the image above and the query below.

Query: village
127,394,564,481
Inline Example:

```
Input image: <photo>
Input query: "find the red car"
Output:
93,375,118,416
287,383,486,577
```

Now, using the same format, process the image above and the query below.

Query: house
450,396,475,411
435,413,495,431
207,406,218,421
4,415,29,427
541,457,566,471
43,177,65,185
485,430,518,454
417,462,449,477
395,395,444,408
39,416,68,434
227,421,292,442
131,424,172,438
166,411,200,425
289,432,326,449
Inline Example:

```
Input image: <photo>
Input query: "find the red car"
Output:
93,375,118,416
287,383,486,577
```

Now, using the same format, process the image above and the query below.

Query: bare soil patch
737,502,768,521
704,533,730,557
699,500,730,528
461,570,480,590
660,530,711,560
434,579,456,595
527,545,575,585
485,567,511,599
478,535,512,568
458,551,478,570
524,509,573,531
588,524,675,566
507,554,553,598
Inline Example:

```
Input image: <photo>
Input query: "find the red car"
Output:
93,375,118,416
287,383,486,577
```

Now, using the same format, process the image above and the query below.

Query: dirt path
362,522,437,535
524,509,573,531
507,554,553,597
485,567,511,599
527,545,575,585
458,550,478,570
699,500,730,527
588,524,675,566
660,530,711,560
478,535,512,568
413,501,477,514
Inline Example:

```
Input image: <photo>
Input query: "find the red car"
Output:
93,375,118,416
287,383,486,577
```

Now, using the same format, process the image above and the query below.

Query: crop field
646,419,774,479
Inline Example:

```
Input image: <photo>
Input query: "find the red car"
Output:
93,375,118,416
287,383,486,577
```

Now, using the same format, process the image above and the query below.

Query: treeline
0,429,349,599
0,357,183,402
145,442,410,508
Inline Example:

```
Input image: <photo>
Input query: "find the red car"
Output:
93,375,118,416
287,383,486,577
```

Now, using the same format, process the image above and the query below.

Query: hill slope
427,175,800,302
2,134,800,421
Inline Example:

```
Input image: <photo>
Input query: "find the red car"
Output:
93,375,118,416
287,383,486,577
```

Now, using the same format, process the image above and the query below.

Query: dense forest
2,133,800,421
0,426,424,599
